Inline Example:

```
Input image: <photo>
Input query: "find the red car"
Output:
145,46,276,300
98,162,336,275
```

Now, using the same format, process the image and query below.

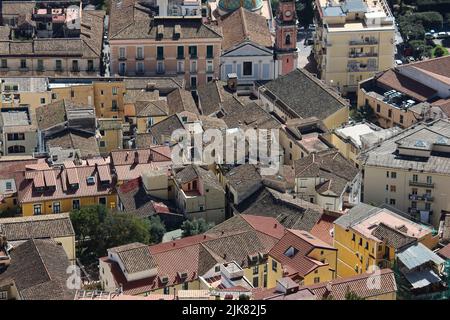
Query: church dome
218,0,264,14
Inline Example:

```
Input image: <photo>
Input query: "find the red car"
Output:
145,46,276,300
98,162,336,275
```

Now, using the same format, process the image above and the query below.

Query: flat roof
336,123,377,148
1,110,29,126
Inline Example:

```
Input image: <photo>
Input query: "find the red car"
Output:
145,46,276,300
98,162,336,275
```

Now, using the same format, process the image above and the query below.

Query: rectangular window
314,277,320,284
189,45,197,59
182,282,188,290
37,59,44,71
425,202,431,210
263,274,267,287
400,115,404,124
56,60,62,71
177,61,184,73
163,287,169,294
388,109,392,118
386,171,389,178
136,61,144,74
391,172,396,179
272,260,278,272
112,87,118,95
352,233,356,241
136,47,144,59
157,61,164,74
177,46,184,59
33,204,42,215
1,59,7,68
73,199,80,210
426,176,432,184
112,100,118,111
99,141,106,147
157,47,164,60
206,45,213,58
99,197,107,205
53,202,61,214
253,265,259,275
20,59,27,69
413,174,418,182
119,47,126,59
243,61,252,76
206,60,213,73
376,104,380,113
40,98,45,104
119,62,126,75
88,60,94,71
7,133,25,141
72,60,79,72
190,60,197,73
253,277,259,288
390,185,396,192
390,198,396,205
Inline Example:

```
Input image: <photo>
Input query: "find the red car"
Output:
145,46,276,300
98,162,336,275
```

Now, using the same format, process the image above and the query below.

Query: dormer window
86,176,95,185
284,246,298,258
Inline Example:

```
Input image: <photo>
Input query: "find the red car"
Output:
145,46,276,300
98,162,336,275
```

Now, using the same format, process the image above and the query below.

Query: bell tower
274,0,298,76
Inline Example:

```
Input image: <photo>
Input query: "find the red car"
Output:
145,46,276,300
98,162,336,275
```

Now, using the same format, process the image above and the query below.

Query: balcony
135,55,144,60
19,67,29,72
118,56,127,61
409,180,434,188
71,68,80,73
348,52,378,58
423,194,434,201
409,194,424,201
347,63,378,72
349,38,378,46
177,55,185,60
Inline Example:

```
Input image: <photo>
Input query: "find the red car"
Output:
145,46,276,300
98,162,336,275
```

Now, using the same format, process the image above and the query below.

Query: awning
404,269,442,289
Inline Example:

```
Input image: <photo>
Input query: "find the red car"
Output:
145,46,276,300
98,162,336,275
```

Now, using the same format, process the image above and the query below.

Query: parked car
395,59,403,65
437,32,448,39
407,56,415,63
425,32,435,40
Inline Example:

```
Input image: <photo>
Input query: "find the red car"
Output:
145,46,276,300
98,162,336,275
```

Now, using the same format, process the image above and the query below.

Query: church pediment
222,42,273,57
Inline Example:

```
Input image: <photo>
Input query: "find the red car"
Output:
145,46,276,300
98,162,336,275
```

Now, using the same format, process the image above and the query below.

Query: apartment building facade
109,1,222,89
0,107,37,156
313,0,395,95
361,119,450,228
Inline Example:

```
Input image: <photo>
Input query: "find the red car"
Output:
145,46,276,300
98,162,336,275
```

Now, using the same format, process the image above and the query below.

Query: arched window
285,34,291,45
8,145,25,153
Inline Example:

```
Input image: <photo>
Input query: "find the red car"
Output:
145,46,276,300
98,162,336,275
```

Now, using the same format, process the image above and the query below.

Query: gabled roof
0,212,74,241
261,68,349,121
166,88,199,115
268,229,335,277
220,7,272,51
109,242,157,274
371,222,416,250
149,114,185,144
302,269,397,300
0,239,75,300
400,55,450,85
174,165,223,191
135,100,169,117
294,149,359,195
235,187,323,232
46,129,100,159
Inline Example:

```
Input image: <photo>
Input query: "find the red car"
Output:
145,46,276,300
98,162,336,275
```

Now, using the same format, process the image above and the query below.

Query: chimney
274,223,277,228
226,73,238,92
125,151,129,161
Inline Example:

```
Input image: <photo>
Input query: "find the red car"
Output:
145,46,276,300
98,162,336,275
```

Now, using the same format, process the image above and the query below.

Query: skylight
284,246,299,258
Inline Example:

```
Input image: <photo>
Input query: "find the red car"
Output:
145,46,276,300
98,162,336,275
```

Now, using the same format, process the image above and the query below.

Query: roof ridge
240,7,249,40
32,239,53,283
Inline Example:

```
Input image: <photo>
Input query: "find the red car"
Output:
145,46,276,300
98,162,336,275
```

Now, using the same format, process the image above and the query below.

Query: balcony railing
409,180,434,188
348,52,378,58
135,56,144,60
347,64,378,72
118,56,127,61
349,39,378,45
409,194,424,201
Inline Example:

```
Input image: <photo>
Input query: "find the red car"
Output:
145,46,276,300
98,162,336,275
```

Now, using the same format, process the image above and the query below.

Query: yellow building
97,118,124,156
333,203,439,278
313,0,395,95
0,213,76,263
17,161,117,216
267,229,337,287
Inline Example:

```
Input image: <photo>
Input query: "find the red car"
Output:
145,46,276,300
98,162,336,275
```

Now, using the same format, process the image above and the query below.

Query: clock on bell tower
274,0,298,76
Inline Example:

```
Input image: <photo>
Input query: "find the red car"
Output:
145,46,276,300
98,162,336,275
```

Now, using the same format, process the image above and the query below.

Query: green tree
70,205,107,247
344,287,365,300
148,216,166,244
181,218,214,237
297,0,314,28
95,212,150,256
0,207,19,218
239,294,250,300
433,45,446,57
